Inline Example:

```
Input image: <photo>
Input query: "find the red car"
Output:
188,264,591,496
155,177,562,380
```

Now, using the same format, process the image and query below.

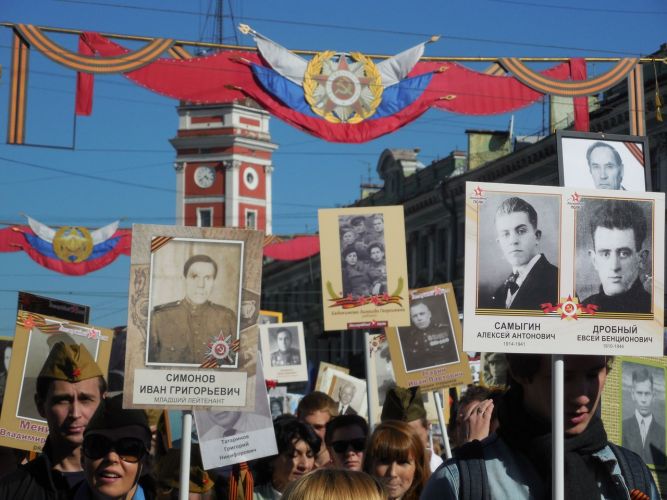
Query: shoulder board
153,301,180,312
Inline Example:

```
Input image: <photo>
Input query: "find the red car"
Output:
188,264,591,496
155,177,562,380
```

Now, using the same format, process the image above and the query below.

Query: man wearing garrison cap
381,385,443,472
0,342,107,498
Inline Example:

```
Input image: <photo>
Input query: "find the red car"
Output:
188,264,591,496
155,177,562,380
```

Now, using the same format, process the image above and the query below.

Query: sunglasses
331,438,366,454
83,435,146,463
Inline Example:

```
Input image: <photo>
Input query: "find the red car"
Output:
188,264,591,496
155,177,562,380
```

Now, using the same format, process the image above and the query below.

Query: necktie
505,272,520,294
641,419,647,447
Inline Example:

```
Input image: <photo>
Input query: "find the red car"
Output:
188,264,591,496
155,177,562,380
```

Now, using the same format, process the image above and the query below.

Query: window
197,208,213,227
245,210,257,229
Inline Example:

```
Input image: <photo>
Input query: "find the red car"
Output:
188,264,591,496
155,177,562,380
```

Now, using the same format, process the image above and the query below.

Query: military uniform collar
182,298,209,313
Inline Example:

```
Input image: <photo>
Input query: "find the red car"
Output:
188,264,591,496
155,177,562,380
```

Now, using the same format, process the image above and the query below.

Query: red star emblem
570,192,581,203
473,186,484,197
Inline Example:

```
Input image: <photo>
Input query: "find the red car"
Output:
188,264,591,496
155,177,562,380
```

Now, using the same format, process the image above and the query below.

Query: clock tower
169,99,277,233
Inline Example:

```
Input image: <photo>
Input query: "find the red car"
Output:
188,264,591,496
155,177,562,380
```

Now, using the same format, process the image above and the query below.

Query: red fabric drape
569,58,589,131
76,36,95,116
262,235,320,261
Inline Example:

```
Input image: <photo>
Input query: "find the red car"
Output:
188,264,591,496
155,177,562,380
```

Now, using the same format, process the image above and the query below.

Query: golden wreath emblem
304,51,383,124
53,226,94,263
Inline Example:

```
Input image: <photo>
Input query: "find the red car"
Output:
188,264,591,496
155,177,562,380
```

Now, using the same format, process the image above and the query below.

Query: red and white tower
169,99,277,233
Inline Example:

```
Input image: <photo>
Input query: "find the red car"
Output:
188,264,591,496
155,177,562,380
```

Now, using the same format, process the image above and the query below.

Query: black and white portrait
322,371,368,418
477,193,560,311
397,294,459,373
268,326,301,367
0,340,12,408
338,213,387,298
270,397,285,419
260,322,308,383
558,131,649,191
481,352,509,387
146,238,243,367
575,198,653,315
621,361,666,468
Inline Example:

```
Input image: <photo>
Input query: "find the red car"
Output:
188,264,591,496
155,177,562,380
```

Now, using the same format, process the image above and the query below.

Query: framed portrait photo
315,362,350,392
386,283,471,392
124,224,264,410
0,311,113,452
318,206,410,331
260,322,308,383
319,369,368,418
557,130,650,191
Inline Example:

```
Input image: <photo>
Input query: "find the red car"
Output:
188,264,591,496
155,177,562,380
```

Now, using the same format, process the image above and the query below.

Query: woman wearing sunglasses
75,394,153,500
363,421,430,500
324,414,368,472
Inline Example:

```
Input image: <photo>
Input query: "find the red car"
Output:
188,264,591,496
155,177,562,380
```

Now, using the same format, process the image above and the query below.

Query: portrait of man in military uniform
397,297,459,373
147,248,241,366
269,327,301,367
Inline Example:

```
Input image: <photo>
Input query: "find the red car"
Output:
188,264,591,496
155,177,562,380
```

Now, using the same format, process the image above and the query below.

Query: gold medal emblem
53,226,93,263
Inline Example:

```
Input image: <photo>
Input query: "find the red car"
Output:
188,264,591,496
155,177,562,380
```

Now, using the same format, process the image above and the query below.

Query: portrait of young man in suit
485,197,559,310
622,365,666,467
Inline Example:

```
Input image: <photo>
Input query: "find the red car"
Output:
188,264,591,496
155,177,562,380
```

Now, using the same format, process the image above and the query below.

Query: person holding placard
485,197,558,310
296,391,338,468
423,354,659,500
0,342,107,498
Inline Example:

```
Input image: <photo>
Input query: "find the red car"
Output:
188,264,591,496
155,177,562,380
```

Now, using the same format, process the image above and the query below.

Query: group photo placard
259,321,308,383
463,182,664,355
124,224,264,410
318,206,410,331
385,283,472,392
0,311,113,451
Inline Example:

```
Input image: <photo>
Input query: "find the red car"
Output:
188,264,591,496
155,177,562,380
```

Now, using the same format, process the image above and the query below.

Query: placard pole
552,355,564,500
179,410,193,500
364,331,376,428
434,390,452,459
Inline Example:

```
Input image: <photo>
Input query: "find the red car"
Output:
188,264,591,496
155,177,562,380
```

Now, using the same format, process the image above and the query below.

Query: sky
0,0,665,336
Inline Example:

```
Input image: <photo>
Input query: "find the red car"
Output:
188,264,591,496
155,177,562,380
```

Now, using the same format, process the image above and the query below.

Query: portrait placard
314,362,349,392
386,283,472,392
124,224,264,410
195,358,277,469
557,130,650,191
479,352,509,387
259,310,283,325
259,322,308,383
318,206,410,331
319,369,368,418
463,182,664,355
0,311,112,451
268,386,288,419
18,292,90,324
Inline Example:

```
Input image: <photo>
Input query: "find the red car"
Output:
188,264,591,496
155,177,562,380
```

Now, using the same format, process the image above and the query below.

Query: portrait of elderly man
336,383,358,415
622,365,666,467
581,200,651,314
270,327,301,367
148,254,237,365
483,197,559,310
586,141,626,190
399,299,459,372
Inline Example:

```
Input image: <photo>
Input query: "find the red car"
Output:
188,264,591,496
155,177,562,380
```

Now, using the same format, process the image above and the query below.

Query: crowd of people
0,342,660,499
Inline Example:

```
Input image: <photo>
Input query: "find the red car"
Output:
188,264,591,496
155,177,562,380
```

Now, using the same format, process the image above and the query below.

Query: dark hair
350,216,366,226
324,414,369,445
182,254,218,279
409,300,430,313
342,246,358,260
275,329,292,342
505,354,615,385
254,415,321,485
495,197,538,230
589,200,647,251
36,375,107,405
367,242,384,255
297,391,338,418
632,367,654,389
586,141,623,168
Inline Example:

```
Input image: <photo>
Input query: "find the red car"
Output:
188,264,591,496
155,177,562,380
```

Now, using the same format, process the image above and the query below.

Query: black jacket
487,254,559,310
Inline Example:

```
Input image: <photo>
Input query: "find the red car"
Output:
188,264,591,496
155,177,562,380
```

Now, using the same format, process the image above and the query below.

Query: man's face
184,261,216,305
353,220,366,234
495,211,541,268
344,251,358,266
373,218,384,232
339,386,354,405
407,419,429,449
588,146,623,190
276,331,292,352
589,227,645,296
487,355,507,382
517,355,608,436
370,247,384,263
410,303,432,330
37,378,103,449
209,409,241,429
342,231,356,246
632,379,654,417
301,409,330,443
329,425,366,471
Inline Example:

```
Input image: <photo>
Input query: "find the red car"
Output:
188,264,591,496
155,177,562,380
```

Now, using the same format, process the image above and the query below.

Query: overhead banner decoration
5,23,635,143
0,216,132,276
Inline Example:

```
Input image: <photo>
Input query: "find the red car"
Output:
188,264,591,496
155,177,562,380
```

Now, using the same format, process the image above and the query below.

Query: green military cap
381,385,427,423
38,341,103,383
158,446,214,494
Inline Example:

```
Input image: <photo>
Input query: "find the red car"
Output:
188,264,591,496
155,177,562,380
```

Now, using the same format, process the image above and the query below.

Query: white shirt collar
635,409,653,428
513,253,542,286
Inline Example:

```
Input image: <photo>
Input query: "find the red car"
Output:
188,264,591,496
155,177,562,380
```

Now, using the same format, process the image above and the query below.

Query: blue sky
0,0,665,335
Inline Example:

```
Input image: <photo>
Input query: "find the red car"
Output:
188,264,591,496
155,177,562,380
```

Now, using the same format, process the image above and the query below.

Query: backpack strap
455,440,490,500
608,442,652,495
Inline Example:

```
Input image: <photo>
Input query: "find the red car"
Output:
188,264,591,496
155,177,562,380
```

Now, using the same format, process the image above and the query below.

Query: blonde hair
363,420,430,500
282,469,384,500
